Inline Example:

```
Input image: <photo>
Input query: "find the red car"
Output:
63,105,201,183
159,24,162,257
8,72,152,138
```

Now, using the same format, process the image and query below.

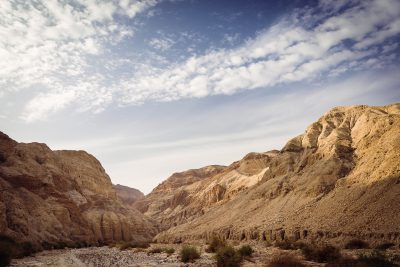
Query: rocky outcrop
154,104,400,246
134,153,277,230
113,184,145,206
0,133,157,249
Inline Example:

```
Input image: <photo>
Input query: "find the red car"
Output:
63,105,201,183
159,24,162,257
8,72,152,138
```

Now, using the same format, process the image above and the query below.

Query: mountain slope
133,154,281,230
0,133,157,249
113,184,145,206
154,104,400,246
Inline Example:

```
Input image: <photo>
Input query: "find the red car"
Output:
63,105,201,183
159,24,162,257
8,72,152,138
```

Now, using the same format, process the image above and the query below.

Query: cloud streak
1,0,399,122
118,0,400,104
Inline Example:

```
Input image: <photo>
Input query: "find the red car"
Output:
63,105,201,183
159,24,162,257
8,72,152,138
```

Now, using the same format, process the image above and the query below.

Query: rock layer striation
152,104,400,246
0,133,157,248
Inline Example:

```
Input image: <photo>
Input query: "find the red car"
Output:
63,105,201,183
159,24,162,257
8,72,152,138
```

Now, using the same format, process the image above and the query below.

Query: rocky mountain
0,133,157,249
149,104,400,246
134,156,279,230
113,184,145,206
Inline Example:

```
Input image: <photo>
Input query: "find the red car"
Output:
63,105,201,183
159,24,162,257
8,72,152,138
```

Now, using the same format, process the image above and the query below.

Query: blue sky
1,0,400,193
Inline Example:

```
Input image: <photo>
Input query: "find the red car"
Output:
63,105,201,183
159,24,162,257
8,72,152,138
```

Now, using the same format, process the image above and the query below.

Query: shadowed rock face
0,133,157,248
152,104,400,246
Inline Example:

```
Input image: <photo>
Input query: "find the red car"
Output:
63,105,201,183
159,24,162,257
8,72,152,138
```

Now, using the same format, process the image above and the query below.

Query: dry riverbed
9,244,298,267
10,243,400,267
10,245,212,267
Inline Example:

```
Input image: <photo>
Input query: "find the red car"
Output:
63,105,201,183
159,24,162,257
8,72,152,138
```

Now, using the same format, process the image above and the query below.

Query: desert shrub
206,236,227,253
275,239,307,250
326,251,397,267
357,251,397,267
119,242,132,250
293,242,309,250
20,242,35,257
0,235,16,261
344,239,369,249
119,241,150,250
267,253,305,267
216,246,242,267
148,247,163,254
0,235,36,264
41,241,55,250
238,244,254,257
0,245,12,267
0,235,16,245
325,257,361,267
180,245,200,263
375,243,396,250
54,241,68,249
163,248,175,255
301,244,341,263
73,241,88,249
275,239,296,250
108,243,116,248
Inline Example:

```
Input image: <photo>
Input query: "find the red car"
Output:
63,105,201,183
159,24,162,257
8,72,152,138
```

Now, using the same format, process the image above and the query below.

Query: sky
1,0,400,194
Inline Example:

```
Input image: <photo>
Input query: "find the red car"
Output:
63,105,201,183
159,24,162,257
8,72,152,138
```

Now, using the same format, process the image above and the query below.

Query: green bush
238,244,254,257
344,239,369,249
267,253,305,267
180,245,200,263
301,244,341,263
206,236,227,253
216,246,242,267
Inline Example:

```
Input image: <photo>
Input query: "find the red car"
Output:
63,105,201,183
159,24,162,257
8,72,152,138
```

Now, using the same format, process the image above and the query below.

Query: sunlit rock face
0,132,157,248
151,104,400,246
133,155,276,230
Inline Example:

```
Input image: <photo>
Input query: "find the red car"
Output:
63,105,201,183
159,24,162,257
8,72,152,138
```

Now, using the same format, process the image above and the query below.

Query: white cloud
21,90,77,122
2,0,399,122
116,0,400,104
149,37,175,51
0,0,160,119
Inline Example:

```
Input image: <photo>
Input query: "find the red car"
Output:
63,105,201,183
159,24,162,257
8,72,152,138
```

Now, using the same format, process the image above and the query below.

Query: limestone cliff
153,104,400,246
0,133,157,249
134,154,277,230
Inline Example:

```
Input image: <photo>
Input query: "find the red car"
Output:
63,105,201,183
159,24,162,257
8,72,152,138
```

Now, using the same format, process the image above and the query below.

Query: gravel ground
10,243,400,267
10,246,215,267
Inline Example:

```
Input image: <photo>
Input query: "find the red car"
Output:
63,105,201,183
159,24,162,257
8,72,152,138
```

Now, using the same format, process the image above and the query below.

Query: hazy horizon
1,0,400,194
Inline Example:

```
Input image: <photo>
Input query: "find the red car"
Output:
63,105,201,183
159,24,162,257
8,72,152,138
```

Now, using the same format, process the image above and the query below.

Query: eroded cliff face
134,153,278,230
0,133,157,249
154,104,400,246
